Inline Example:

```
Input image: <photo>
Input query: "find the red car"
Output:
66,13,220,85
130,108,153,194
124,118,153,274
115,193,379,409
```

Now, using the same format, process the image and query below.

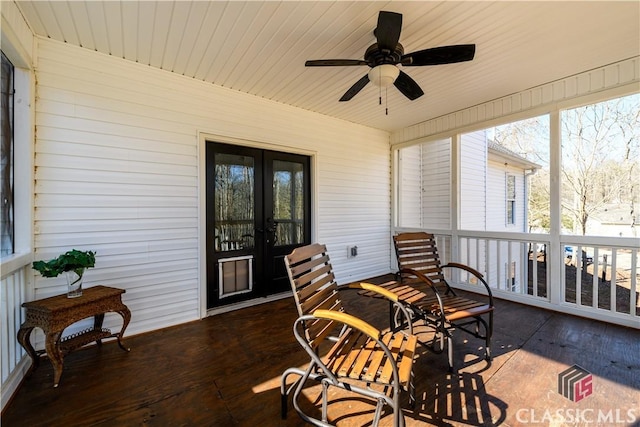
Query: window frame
0,43,34,271
1,51,15,256
506,173,516,226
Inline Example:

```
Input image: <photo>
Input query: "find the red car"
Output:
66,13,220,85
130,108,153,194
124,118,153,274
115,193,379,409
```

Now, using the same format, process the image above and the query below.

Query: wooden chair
378,232,494,372
280,243,418,427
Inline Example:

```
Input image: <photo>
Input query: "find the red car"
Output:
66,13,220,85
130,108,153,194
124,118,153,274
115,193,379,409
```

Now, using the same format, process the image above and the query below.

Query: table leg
115,305,132,352
44,331,64,387
94,313,106,346
17,326,38,370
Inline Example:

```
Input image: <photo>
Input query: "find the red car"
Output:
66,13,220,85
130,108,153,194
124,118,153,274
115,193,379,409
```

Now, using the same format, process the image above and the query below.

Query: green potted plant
32,249,96,298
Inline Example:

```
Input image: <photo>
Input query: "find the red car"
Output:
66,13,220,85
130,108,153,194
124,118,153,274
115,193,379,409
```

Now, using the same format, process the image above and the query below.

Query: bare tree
493,116,551,232
561,95,640,235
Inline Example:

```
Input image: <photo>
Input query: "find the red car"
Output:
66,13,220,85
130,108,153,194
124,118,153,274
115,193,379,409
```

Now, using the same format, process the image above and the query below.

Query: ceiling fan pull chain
378,70,382,105
385,87,389,115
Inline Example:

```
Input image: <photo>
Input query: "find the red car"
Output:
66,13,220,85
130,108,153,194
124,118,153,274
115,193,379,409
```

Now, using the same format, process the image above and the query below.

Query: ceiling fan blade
339,74,370,102
305,59,368,67
375,11,402,52
393,71,424,100
402,44,476,66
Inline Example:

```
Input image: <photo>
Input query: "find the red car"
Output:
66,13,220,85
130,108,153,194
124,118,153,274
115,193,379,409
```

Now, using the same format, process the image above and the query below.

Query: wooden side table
17,285,131,387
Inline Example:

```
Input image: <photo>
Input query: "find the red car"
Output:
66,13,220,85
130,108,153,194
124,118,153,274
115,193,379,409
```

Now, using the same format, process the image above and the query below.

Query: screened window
396,138,451,230
1,51,14,256
561,93,640,237
506,174,516,225
458,115,549,232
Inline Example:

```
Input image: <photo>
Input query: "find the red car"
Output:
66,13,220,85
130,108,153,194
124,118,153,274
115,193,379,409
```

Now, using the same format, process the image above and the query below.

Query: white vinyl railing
397,230,639,329
1,254,31,411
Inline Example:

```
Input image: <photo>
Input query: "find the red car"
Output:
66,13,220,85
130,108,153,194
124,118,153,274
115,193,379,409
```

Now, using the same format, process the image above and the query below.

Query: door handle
265,218,278,233
266,218,278,244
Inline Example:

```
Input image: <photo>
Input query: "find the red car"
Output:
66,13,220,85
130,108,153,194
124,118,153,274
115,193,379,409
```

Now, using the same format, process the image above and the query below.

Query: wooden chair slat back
285,243,344,347
394,232,448,290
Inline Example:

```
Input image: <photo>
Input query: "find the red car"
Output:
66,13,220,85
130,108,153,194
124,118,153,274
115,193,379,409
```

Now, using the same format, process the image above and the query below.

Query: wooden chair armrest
346,282,399,302
442,262,483,278
441,263,494,303
343,282,415,334
399,268,447,320
312,309,380,340
399,268,437,290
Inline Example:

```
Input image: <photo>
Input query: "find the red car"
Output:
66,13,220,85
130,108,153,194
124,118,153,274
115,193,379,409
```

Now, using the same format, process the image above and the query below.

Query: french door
206,142,311,308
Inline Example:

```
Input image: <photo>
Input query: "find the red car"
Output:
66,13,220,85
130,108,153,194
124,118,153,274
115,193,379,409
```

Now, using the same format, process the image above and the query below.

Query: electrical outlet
347,245,358,258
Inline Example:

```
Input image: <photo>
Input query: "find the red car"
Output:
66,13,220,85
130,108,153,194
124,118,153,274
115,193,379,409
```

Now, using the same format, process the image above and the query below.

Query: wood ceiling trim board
207,2,269,84
15,2,47,37
198,1,246,83
82,1,110,55
268,4,378,105
318,3,383,60
135,1,156,65
248,2,336,99
399,2,484,51
240,2,315,94
160,1,193,73
101,1,124,58
35,1,64,41
183,1,226,79
68,1,96,51
216,1,282,89
121,1,139,62
147,1,174,69
237,2,330,94
170,1,211,76
48,1,80,46
305,2,375,60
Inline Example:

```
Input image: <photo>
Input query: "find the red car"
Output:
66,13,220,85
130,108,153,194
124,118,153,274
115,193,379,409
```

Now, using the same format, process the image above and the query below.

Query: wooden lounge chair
375,232,494,372
280,243,418,427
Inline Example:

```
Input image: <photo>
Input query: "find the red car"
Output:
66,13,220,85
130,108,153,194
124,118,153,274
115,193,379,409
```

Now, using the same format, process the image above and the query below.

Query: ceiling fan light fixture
368,64,399,87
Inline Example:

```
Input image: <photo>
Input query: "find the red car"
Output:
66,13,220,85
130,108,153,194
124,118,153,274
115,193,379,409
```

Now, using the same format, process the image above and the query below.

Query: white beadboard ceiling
16,1,640,132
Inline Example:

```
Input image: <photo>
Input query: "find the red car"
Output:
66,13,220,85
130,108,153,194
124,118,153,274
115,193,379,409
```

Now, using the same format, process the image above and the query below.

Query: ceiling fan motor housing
365,43,404,66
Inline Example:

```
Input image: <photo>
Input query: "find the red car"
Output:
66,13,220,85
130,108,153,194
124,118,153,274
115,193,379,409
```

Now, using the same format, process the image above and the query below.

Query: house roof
487,141,541,170
15,1,640,132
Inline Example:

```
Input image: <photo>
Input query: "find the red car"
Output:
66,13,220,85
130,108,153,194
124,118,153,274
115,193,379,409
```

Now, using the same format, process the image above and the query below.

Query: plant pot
65,270,84,298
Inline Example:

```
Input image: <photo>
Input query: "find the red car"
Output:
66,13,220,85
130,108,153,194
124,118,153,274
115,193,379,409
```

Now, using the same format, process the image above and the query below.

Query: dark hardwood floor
3,276,639,426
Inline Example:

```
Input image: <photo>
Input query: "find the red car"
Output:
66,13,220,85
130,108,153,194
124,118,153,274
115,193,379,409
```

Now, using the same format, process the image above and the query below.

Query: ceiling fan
305,11,476,102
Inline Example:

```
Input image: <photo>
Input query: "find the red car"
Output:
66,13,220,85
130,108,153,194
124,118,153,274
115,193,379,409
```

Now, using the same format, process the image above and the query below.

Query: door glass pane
273,160,304,246
215,154,254,252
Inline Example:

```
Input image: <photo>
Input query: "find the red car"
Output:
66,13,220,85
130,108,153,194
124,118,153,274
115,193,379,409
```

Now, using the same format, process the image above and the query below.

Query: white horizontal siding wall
34,38,391,336
398,145,422,228
460,131,487,230
486,168,506,230
391,57,640,145
421,139,451,230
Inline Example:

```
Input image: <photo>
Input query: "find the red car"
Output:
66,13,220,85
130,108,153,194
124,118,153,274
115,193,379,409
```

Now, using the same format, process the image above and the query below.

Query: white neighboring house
586,204,637,239
460,131,541,293
398,131,540,292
